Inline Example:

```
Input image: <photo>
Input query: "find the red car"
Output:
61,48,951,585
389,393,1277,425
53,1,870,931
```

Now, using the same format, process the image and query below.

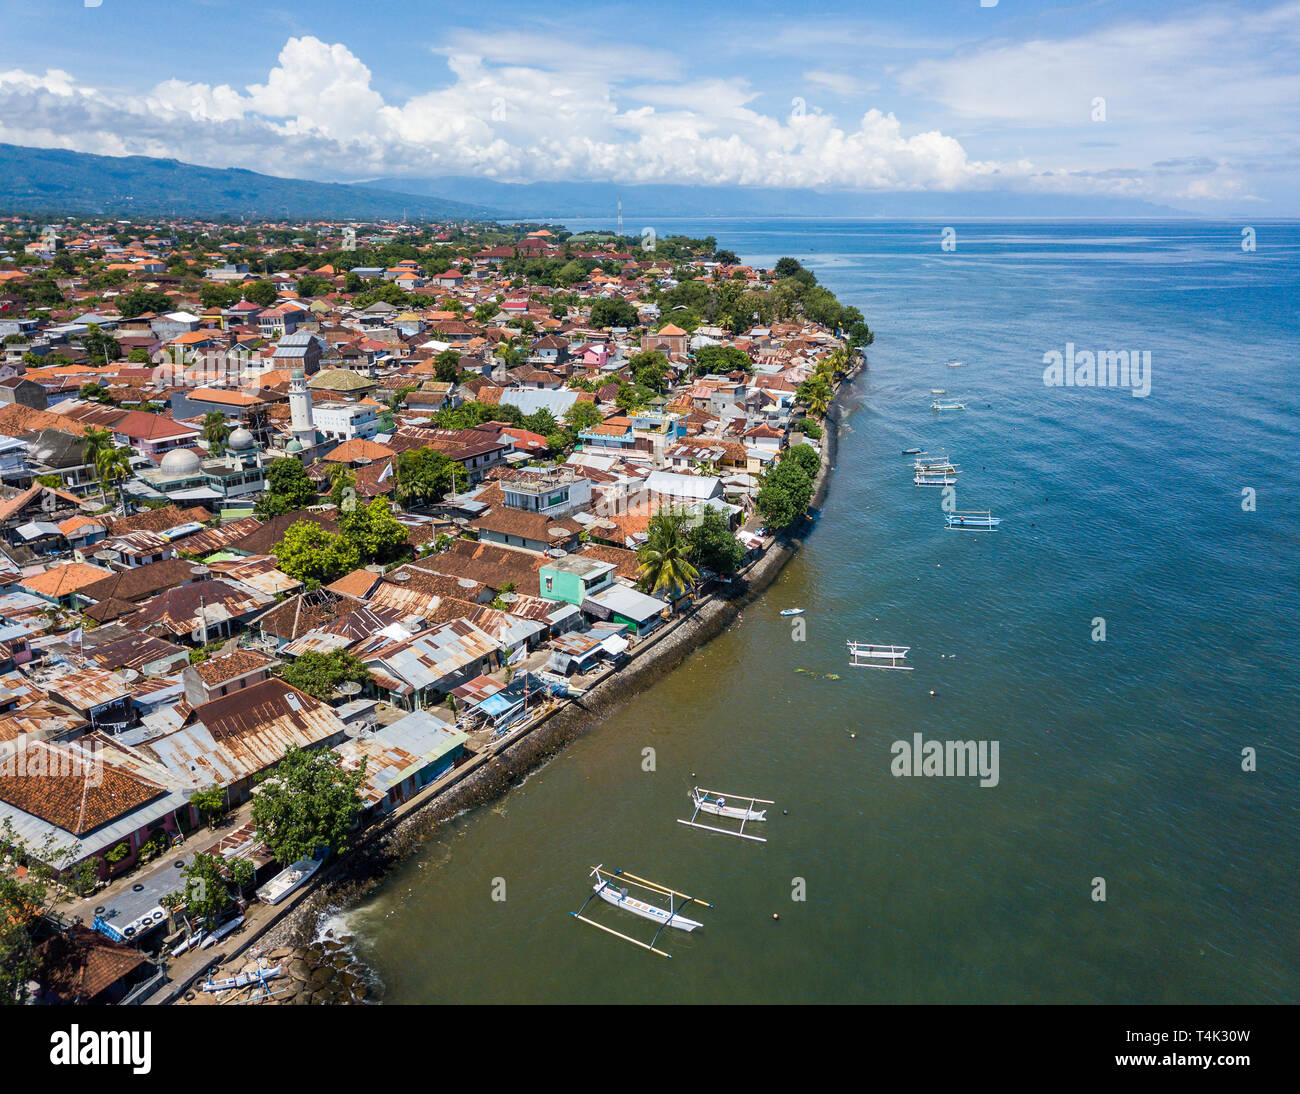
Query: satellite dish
337,681,362,697
457,578,476,588
119,669,140,683
391,570,411,582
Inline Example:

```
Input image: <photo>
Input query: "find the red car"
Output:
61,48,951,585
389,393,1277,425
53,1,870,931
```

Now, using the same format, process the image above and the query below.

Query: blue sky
2,0,1297,213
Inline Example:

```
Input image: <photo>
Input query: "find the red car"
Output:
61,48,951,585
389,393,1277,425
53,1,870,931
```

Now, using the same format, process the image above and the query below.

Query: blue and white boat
945,511,1001,531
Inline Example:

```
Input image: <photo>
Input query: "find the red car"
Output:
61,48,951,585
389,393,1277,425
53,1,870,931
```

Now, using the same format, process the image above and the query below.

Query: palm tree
95,447,133,514
636,510,700,598
81,427,115,505
201,412,230,455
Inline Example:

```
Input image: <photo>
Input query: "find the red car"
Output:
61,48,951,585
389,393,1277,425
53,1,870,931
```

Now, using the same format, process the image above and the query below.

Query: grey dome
161,448,202,476
227,427,255,450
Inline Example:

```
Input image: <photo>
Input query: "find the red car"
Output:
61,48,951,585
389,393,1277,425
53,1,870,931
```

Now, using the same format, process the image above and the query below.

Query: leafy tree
199,283,243,309
636,510,700,597
1,819,99,1004
339,498,409,564
164,853,250,933
273,521,360,584
395,447,466,506
565,400,603,433
629,349,668,392
756,448,816,531
589,298,637,328
80,323,120,364
279,649,370,701
252,745,367,864
116,288,171,318
692,344,752,377
244,280,278,307
522,407,557,436
78,382,116,405
190,785,227,828
262,457,319,509
434,348,462,383
686,505,745,575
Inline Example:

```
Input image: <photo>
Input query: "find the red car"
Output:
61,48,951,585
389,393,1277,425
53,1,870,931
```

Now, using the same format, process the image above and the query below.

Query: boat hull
595,882,701,931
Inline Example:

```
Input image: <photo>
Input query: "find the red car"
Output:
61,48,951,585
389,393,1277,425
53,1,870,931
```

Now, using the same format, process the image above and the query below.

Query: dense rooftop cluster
0,214,867,1002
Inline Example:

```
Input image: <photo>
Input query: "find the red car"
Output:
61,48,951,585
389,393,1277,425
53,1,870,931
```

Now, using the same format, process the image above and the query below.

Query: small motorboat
780,608,805,616
901,448,922,455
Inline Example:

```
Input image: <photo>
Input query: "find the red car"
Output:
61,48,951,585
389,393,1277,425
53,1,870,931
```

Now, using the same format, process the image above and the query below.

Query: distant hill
0,144,495,221
362,176,1188,220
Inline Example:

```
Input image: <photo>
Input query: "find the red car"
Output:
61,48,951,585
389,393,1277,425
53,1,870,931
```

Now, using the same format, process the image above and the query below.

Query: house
362,619,501,710
34,925,156,1004
581,583,670,635
180,649,274,706
0,376,48,410
333,708,468,814
538,555,617,606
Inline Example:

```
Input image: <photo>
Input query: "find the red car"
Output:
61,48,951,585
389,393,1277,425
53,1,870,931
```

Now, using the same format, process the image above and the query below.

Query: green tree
279,649,371,701
252,745,367,864
201,411,230,455
244,280,278,307
395,447,466,506
262,456,319,509
629,350,668,392
339,498,409,564
564,400,602,433
80,323,120,365
434,348,462,383
273,521,360,584
589,298,637,328
189,785,227,828
164,853,248,933
636,510,700,597
116,288,171,319
685,505,745,576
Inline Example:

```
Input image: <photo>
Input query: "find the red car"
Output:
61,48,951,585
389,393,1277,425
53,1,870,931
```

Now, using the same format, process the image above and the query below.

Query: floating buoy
849,732,857,739
772,913,780,920
929,690,936,696
782,809,788,816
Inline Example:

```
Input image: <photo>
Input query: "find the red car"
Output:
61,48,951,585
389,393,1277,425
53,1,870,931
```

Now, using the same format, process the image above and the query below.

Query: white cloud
0,34,1025,193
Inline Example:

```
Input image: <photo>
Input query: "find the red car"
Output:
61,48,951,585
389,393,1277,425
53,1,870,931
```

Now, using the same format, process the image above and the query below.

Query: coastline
173,356,860,1002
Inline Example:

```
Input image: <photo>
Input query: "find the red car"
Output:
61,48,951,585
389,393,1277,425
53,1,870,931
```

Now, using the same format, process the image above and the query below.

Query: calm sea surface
342,220,1299,1003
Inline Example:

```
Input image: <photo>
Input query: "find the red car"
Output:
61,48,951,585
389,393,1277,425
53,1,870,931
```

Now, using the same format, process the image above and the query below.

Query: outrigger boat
901,448,923,455
678,786,773,843
946,360,965,367
570,865,712,958
200,914,244,949
931,388,947,395
945,510,1001,531
199,965,282,994
914,471,958,487
931,401,966,411
847,640,912,670
780,607,804,616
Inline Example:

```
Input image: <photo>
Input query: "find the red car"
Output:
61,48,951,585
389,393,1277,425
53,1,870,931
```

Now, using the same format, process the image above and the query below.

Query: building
538,555,617,606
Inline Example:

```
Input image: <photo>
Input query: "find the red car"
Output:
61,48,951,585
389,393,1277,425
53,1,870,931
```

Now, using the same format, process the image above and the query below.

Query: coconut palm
81,427,115,505
201,412,231,455
636,510,700,598
95,446,133,514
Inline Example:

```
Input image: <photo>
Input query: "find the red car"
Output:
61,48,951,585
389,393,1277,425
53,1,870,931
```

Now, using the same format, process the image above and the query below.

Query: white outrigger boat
946,360,965,368
931,388,947,395
571,865,711,958
931,401,966,411
199,964,282,994
945,510,1001,531
914,471,958,487
200,914,244,949
847,640,913,670
779,607,804,616
678,786,772,842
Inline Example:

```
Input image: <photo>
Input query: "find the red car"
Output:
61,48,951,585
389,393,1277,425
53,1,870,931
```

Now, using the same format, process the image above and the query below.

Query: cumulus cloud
0,34,1024,193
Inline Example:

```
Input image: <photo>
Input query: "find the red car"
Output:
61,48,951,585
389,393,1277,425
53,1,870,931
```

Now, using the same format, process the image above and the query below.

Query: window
544,576,553,592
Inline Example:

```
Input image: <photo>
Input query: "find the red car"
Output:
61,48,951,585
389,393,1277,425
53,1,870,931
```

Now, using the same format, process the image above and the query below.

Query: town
0,215,869,1004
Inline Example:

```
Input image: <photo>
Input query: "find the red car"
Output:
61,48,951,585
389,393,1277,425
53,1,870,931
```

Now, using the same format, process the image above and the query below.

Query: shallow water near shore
345,220,1299,1004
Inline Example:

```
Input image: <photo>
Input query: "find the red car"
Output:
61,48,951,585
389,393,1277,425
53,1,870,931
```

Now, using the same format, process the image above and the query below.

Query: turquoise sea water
346,220,1299,1003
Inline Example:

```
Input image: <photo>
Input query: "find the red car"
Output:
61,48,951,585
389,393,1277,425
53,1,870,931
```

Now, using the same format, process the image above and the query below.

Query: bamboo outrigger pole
570,913,672,959
610,868,713,907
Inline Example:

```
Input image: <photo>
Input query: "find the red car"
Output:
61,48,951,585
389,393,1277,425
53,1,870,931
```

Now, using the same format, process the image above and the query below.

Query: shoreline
173,358,859,1001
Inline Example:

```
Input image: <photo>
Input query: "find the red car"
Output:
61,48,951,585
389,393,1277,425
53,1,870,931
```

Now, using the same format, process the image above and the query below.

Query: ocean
338,220,1299,1003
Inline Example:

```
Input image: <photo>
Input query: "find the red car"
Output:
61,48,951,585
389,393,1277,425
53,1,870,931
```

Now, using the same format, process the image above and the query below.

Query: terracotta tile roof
36,925,150,1003
19,562,114,599
193,648,273,685
0,740,165,836
324,568,383,599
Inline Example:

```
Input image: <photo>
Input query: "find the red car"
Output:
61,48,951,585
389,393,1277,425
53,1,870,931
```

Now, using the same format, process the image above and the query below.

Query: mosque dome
286,438,304,454
160,448,202,476
227,427,255,450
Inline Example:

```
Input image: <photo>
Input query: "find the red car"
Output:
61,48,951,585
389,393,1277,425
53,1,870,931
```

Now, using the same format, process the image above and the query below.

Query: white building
314,402,380,442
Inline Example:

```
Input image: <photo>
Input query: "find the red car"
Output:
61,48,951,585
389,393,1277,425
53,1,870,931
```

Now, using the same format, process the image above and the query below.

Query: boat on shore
200,914,245,949
256,856,322,905
200,965,282,994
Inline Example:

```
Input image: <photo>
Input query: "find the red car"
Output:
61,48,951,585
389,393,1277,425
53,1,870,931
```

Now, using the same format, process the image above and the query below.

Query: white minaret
288,367,315,454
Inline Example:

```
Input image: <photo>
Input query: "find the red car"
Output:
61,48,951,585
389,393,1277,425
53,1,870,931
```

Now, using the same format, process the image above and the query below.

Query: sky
1,0,1297,215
